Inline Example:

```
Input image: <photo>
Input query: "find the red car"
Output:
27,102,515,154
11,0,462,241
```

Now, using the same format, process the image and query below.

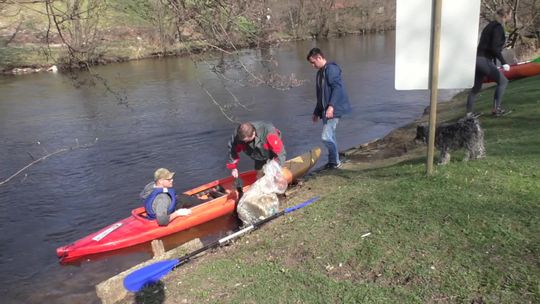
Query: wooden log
151,239,165,257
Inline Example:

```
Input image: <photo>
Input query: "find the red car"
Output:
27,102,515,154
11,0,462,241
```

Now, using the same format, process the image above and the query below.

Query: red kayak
484,56,540,83
56,148,321,263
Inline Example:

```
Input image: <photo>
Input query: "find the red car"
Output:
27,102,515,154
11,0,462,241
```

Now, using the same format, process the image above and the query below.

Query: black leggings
466,56,508,113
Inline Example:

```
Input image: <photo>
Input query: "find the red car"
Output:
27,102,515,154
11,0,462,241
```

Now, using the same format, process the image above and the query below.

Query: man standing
227,121,286,178
140,168,191,226
466,8,512,116
306,48,351,169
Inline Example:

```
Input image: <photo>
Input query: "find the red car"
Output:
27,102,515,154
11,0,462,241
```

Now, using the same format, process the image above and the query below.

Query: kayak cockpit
131,185,231,222
191,185,228,201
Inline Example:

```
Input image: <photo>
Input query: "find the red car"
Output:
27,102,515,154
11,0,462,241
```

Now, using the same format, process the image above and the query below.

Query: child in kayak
140,168,191,226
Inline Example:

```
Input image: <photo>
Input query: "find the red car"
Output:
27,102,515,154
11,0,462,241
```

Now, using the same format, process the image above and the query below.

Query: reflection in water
0,33,460,303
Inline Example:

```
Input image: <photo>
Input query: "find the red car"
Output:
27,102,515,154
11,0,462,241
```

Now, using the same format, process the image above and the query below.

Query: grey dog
415,113,486,165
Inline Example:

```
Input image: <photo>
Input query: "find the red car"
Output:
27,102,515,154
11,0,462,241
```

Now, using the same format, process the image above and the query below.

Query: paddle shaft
172,196,319,270
123,196,320,292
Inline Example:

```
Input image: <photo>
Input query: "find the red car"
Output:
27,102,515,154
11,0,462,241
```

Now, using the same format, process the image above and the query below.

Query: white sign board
395,0,481,90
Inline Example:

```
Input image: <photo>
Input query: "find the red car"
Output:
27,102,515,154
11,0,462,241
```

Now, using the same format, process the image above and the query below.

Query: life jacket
144,188,177,219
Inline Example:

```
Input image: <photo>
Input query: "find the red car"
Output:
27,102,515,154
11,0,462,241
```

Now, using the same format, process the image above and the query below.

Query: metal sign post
395,0,481,175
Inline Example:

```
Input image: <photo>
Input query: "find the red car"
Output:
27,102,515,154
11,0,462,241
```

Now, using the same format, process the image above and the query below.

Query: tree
481,0,540,55
44,0,108,68
112,0,176,56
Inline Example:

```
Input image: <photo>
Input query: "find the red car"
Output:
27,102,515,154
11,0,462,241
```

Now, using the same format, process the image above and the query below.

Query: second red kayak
483,56,540,83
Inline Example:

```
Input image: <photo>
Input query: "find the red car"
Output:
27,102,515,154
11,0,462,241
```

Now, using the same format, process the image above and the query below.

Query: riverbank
116,75,540,303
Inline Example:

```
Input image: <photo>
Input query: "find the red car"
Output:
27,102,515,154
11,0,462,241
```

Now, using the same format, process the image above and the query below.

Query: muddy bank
342,93,467,165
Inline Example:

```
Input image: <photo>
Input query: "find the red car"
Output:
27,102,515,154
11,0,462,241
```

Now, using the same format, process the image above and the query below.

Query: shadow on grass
320,157,427,180
135,281,165,304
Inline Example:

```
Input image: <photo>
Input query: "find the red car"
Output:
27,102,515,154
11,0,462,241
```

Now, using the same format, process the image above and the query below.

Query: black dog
415,114,486,165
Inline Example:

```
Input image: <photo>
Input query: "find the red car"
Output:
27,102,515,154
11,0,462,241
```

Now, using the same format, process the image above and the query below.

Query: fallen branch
0,138,98,186
195,78,237,123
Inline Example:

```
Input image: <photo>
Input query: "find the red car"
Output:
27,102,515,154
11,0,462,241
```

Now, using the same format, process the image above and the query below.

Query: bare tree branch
195,77,238,123
0,138,99,187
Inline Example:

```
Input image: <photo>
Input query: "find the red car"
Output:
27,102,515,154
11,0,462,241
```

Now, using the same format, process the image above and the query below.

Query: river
0,32,459,303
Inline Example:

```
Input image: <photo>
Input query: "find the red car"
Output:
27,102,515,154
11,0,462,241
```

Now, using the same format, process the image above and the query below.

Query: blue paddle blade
124,259,179,292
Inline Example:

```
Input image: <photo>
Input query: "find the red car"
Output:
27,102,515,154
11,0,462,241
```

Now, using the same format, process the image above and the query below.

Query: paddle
123,196,320,292
234,176,244,200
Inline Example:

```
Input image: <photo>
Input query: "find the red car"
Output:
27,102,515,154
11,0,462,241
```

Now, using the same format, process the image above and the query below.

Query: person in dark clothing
306,48,351,169
467,8,512,116
140,168,191,226
227,121,286,178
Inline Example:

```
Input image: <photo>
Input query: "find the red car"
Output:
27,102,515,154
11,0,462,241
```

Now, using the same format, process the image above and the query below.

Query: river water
0,33,459,303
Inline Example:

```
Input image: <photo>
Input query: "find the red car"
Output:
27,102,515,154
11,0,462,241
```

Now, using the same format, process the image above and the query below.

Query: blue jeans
322,118,340,165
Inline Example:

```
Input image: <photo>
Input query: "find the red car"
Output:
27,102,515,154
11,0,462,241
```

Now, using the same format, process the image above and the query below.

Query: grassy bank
126,76,539,303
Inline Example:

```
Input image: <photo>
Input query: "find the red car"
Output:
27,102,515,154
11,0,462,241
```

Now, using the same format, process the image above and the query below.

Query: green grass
129,76,540,303
0,46,60,69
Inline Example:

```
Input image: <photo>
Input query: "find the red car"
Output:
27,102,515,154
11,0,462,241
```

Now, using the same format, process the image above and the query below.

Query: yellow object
283,147,321,182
